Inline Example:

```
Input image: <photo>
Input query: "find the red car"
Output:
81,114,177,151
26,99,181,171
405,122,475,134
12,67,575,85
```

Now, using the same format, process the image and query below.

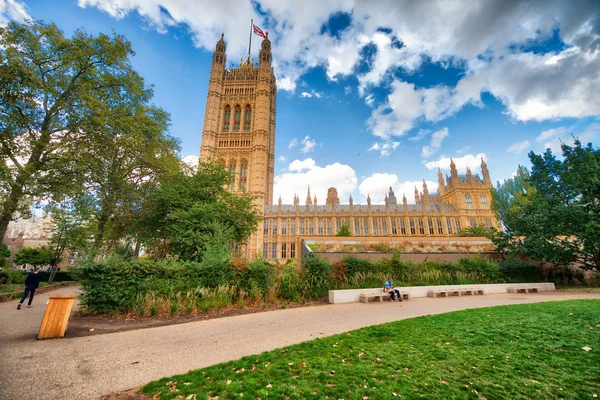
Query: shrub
302,253,333,299
342,256,384,277
458,256,501,281
276,264,302,302
499,257,545,283
6,269,26,284
237,260,275,297
0,271,8,284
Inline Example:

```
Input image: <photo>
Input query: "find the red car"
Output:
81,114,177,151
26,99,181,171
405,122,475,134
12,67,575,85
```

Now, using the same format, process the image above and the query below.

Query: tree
336,224,351,237
0,20,172,241
491,139,600,272
13,246,53,267
455,224,495,239
137,162,260,261
0,243,9,268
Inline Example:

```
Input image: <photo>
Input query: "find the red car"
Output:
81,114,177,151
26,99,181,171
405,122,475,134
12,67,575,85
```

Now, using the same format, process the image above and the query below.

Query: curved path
1,287,599,400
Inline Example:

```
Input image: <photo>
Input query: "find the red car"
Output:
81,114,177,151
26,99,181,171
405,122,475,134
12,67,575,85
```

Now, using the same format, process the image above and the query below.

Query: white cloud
278,155,286,162
300,89,322,98
421,127,449,158
288,158,315,172
368,141,400,157
300,135,317,153
537,127,568,143
425,153,487,172
364,94,374,106
274,159,357,204
288,138,298,149
506,140,530,154
409,129,430,142
181,155,198,173
538,123,600,154
456,146,470,154
0,0,30,25
358,173,439,204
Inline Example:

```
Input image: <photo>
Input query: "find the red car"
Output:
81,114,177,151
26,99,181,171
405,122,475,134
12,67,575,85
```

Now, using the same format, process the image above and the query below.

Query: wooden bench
359,291,411,303
507,286,539,294
427,287,485,298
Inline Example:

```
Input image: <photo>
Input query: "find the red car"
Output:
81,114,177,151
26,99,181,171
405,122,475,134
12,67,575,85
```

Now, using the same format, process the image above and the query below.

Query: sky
3,0,600,205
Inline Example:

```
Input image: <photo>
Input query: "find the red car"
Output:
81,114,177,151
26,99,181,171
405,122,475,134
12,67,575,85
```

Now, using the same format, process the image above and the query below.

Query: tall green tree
138,162,260,261
0,20,173,240
13,246,53,267
491,139,600,272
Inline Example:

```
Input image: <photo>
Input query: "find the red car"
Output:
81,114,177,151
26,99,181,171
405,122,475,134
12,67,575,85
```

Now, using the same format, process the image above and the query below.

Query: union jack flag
253,24,267,39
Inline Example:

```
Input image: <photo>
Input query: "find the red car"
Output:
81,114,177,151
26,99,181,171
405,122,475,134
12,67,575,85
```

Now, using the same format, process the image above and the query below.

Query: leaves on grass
582,346,592,352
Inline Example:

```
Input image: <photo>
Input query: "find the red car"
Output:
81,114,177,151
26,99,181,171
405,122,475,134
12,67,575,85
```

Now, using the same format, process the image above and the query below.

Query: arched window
465,194,473,209
228,160,236,190
240,160,248,190
223,106,231,132
233,105,241,131
480,194,488,209
244,105,252,130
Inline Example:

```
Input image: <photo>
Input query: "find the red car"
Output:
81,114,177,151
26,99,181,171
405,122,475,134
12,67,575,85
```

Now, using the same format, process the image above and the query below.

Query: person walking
17,267,43,309
384,278,403,302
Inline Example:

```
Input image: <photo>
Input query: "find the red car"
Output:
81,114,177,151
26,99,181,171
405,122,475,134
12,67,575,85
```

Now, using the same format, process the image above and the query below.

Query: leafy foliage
138,162,259,261
301,253,334,298
13,246,54,266
335,224,351,236
455,224,496,239
492,139,600,272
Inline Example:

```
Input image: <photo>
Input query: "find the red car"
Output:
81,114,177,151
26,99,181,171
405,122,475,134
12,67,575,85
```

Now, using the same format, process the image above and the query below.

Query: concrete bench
507,286,539,294
359,291,411,303
427,287,485,298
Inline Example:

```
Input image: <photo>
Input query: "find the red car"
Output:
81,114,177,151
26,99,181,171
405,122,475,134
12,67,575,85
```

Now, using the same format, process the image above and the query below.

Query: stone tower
199,32,277,256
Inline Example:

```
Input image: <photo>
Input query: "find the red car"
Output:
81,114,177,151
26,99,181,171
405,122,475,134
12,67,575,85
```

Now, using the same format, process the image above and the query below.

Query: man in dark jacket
17,267,43,309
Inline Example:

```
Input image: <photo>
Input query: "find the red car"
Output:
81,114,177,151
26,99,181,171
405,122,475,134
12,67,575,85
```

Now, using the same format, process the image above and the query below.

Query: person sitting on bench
384,278,403,302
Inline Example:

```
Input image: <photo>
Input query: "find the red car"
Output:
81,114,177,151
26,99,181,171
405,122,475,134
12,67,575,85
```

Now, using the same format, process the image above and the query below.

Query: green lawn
142,300,600,399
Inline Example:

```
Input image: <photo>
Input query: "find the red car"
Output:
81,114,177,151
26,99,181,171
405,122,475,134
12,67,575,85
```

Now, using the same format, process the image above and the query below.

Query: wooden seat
359,291,411,303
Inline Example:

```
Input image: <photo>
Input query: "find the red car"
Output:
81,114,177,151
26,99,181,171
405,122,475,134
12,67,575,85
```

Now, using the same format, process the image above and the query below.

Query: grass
141,300,600,400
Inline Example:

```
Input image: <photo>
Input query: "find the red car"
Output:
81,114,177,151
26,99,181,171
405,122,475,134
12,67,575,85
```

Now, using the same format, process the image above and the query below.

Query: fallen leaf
326,384,335,387
301,363,306,369
329,370,336,376
569,313,574,316
226,380,232,385
266,384,272,388
89,328,95,332
439,378,448,384
358,352,365,357
392,393,398,397
288,363,294,366
582,347,592,352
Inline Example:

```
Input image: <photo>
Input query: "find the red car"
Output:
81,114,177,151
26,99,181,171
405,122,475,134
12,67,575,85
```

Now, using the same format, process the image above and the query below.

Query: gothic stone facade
199,35,499,260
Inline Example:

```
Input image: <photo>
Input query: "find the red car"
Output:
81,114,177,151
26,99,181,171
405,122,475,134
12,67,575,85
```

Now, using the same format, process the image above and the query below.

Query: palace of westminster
198,33,499,261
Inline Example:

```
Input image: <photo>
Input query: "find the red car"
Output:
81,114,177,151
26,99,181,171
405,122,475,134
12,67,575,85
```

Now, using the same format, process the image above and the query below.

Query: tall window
480,195,488,209
437,219,443,235
409,220,415,235
290,243,296,258
382,220,387,235
418,219,425,235
446,220,453,234
271,243,277,259
354,219,360,235
363,220,369,235
244,105,252,130
281,243,287,259
373,219,379,235
228,161,236,190
263,243,268,258
470,218,477,227
300,220,305,235
465,194,473,209
233,105,241,131
455,219,461,232
428,220,434,234
318,220,323,235
223,105,231,131
290,220,296,234
327,220,332,235
486,218,493,228
309,220,314,235
271,221,277,235
240,161,248,190
282,221,287,235
263,221,269,235
400,220,406,235
392,220,397,235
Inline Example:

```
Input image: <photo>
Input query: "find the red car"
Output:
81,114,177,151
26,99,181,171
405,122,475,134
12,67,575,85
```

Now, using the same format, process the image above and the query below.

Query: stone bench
359,291,411,303
427,287,485,298
507,286,539,294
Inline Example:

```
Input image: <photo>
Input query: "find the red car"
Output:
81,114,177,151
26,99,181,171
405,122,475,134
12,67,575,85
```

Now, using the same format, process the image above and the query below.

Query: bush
458,256,501,281
276,264,302,302
237,260,275,297
302,253,333,299
6,269,26,284
499,257,545,283
0,271,8,284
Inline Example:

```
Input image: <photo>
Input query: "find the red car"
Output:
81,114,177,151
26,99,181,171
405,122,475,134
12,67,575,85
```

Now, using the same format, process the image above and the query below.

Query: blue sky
5,0,600,205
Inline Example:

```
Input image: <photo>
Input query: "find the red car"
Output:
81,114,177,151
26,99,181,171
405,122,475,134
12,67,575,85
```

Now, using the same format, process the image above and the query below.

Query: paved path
1,288,599,400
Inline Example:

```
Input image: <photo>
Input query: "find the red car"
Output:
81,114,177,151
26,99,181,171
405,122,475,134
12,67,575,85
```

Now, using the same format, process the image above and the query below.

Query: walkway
1,287,599,400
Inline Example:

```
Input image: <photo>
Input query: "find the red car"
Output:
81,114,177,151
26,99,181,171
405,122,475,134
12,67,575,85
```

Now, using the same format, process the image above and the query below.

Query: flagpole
248,18,253,60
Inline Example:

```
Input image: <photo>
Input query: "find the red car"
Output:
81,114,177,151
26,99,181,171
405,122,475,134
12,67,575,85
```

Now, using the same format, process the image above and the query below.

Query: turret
481,158,491,185
450,158,458,179
259,33,272,68
293,194,299,206
437,168,445,195
326,187,340,206
278,195,282,207
388,186,397,205
422,180,429,203
414,186,420,204
313,195,317,206
305,186,312,206
212,33,227,70
367,194,371,208
466,167,473,183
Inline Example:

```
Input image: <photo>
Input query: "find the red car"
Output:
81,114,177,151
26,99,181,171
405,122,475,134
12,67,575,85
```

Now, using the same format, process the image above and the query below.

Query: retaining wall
328,282,556,304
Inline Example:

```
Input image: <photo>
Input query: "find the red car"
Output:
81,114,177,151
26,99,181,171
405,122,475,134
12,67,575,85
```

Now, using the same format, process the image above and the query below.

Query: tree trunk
0,183,25,242
134,235,141,257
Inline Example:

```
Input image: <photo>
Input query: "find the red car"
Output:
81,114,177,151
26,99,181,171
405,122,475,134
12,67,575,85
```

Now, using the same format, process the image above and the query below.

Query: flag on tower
253,23,267,39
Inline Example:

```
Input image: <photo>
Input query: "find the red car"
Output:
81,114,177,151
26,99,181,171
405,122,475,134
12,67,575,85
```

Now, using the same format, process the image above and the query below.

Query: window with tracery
480,195,488,209
244,105,252,130
465,194,473,209
233,105,241,131
238,161,248,190
228,161,236,190
223,106,231,131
